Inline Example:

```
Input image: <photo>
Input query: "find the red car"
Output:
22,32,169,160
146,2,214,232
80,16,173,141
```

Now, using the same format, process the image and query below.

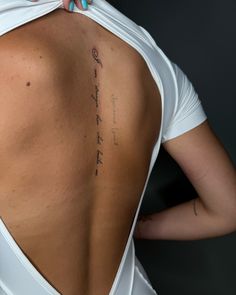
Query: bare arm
134,120,236,240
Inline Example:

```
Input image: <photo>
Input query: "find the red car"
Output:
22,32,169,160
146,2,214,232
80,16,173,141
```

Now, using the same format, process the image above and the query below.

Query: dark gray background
109,1,236,294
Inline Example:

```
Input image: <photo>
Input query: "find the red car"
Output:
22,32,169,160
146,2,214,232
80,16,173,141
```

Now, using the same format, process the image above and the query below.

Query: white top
0,1,207,294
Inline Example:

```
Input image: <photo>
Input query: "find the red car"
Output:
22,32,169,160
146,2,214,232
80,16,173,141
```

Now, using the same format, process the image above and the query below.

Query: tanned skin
0,9,161,295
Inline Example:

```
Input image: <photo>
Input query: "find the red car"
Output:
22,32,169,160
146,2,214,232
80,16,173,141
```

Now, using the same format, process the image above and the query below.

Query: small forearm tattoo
193,199,198,216
138,215,153,222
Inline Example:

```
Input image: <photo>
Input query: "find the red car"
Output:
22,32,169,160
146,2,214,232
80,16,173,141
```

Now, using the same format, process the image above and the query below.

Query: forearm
135,197,236,241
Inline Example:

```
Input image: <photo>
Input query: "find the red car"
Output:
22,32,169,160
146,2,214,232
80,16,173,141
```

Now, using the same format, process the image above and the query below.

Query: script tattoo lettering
91,48,104,176
92,47,103,68
95,85,99,106
91,94,98,107
111,94,118,124
97,132,104,145
91,84,99,108
96,149,103,164
111,94,119,146
96,114,102,125
112,128,119,146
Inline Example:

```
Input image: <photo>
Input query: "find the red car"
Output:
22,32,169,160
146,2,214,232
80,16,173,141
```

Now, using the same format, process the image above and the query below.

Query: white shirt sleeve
161,62,207,143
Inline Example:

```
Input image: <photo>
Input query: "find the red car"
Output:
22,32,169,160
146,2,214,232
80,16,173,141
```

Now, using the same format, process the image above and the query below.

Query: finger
75,0,89,11
63,0,75,12
74,0,83,11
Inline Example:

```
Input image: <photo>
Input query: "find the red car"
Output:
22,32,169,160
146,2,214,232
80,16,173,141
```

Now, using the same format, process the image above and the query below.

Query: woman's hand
63,0,93,12
29,0,92,12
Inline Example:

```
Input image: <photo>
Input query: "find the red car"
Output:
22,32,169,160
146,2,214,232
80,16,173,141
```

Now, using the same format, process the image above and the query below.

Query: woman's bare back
0,9,161,295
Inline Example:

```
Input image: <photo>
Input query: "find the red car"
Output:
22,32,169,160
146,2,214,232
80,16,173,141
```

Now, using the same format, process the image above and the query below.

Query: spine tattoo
91,47,104,176
92,48,103,68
